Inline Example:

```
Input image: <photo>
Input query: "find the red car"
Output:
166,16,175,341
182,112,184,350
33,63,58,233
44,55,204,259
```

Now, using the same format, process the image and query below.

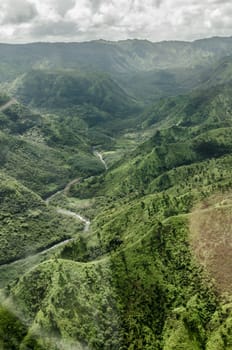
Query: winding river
0,150,107,267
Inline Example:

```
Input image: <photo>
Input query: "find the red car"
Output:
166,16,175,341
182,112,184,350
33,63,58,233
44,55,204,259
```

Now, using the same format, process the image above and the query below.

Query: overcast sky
0,0,231,43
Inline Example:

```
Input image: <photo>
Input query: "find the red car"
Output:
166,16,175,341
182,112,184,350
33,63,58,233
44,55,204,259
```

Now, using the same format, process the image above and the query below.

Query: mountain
1,39,232,350
11,68,142,144
1,37,232,80
71,81,232,201
198,55,232,88
1,37,232,104
12,69,138,116
1,77,232,349
0,171,82,266
0,95,106,196
114,64,211,103
141,81,232,128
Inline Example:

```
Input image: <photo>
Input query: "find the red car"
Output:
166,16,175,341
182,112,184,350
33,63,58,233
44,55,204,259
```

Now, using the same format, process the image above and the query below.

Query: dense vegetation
0,37,232,349
2,37,232,103
1,37,232,77
13,70,138,115
0,171,84,265
0,95,108,196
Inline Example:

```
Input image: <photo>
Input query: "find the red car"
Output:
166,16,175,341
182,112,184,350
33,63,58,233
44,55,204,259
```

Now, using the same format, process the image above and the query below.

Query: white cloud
0,0,231,42
0,0,38,25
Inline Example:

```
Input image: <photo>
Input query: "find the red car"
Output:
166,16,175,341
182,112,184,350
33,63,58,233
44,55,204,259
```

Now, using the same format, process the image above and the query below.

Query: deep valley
0,37,232,350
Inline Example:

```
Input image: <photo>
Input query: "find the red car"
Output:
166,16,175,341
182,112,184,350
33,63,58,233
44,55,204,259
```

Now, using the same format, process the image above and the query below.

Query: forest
0,37,232,349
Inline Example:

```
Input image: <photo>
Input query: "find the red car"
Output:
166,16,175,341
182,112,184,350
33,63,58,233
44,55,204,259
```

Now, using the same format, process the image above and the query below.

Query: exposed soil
189,193,232,295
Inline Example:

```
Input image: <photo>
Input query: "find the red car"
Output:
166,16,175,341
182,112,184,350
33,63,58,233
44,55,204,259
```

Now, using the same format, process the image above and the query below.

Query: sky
0,0,231,43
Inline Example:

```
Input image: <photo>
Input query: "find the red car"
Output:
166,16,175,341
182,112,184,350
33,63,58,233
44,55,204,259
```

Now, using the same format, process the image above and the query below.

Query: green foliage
14,69,138,117
0,306,27,350
114,65,208,103
0,97,106,196
9,259,122,350
1,103,42,134
61,78,232,348
0,172,82,265
71,125,232,201
142,82,232,129
206,302,232,350
2,41,232,350
1,37,232,82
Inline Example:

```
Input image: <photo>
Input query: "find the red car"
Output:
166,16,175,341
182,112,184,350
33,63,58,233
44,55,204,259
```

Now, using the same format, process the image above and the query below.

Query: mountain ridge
1,35,232,81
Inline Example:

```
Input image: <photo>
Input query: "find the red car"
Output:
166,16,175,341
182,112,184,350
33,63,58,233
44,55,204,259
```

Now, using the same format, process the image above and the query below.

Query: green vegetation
13,70,138,116
0,94,107,196
1,39,232,349
0,37,232,79
0,306,27,349
0,171,83,265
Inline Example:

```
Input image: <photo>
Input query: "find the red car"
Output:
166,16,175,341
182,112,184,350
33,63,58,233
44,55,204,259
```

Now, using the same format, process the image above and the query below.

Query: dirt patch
189,193,232,295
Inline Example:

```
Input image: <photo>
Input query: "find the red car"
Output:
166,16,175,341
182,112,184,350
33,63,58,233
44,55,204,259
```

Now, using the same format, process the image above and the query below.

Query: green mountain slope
11,69,143,138
114,65,210,103
0,95,105,196
142,82,232,129
2,37,232,105
3,154,232,349
1,77,232,349
1,37,232,81
71,83,232,201
1,45,232,350
0,171,83,265
199,55,232,88
13,69,138,116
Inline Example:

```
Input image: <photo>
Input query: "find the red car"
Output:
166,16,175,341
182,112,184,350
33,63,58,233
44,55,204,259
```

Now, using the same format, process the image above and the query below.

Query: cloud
0,0,38,25
31,20,79,37
47,0,76,17
89,0,103,13
0,0,231,43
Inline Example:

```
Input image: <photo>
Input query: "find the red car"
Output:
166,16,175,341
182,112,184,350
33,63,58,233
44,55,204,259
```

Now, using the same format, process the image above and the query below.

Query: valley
0,37,232,350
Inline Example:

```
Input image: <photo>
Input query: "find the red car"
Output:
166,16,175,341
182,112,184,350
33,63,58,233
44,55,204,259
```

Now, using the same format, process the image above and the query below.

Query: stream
0,150,107,267
93,150,108,170
56,208,90,232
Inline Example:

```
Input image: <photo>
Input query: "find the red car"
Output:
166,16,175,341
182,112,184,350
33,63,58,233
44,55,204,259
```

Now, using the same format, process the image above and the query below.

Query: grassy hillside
1,77,232,349
141,81,232,128
1,47,232,350
114,65,210,103
13,70,138,116
58,79,232,245
3,153,232,348
1,37,232,81
0,38,232,106
11,69,144,140
0,171,83,265
0,94,106,196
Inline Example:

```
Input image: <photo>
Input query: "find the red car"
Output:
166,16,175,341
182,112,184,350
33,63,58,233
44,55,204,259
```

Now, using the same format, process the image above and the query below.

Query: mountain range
0,36,232,350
